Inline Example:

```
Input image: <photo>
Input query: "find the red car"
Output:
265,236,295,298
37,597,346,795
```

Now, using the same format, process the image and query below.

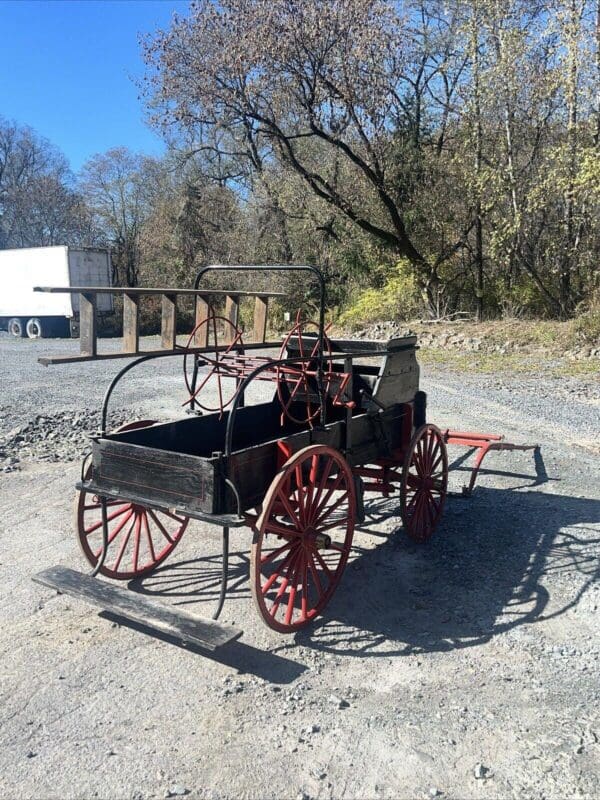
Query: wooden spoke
400,424,448,543
251,444,355,632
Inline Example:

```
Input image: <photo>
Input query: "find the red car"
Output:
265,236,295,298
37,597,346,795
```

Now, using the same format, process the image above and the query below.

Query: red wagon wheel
182,313,244,412
251,444,356,632
75,421,189,580
400,423,448,542
276,318,334,426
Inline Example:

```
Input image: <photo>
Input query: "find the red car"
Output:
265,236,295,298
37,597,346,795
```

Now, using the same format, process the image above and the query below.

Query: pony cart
33,265,535,649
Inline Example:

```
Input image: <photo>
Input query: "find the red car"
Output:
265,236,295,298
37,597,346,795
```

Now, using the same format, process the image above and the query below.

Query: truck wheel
69,318,80,338
8,318,25,338
26,318,44,339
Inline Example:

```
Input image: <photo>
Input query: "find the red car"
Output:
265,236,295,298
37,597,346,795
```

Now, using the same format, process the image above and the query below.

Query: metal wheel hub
303,527,331,550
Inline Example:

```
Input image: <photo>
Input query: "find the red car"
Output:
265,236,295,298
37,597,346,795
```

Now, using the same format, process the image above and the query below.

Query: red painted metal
250,444,356,632
443,429,538,495
182,314,247,412
179,311,354,425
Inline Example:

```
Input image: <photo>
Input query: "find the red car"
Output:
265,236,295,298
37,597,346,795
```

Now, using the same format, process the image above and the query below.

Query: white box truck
0,245,113,338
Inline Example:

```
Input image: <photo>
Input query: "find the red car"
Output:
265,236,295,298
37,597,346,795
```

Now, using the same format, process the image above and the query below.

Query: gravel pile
0,408,143,473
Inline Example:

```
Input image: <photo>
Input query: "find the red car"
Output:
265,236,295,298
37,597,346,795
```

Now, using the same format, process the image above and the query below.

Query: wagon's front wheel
75,420,189,580
251,444,356,633
400,423,448,543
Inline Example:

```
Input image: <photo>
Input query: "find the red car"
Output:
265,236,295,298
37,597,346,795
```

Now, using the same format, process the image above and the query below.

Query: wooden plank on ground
122,292,139,353
161,293,177,349
33,566,242,651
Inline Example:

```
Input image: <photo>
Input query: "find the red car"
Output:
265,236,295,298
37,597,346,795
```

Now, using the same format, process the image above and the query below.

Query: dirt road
0,334,598,800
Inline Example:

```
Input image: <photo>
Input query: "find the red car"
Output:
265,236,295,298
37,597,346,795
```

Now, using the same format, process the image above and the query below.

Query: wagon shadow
124,454,598,665
129,552,251,608
295,484,600,657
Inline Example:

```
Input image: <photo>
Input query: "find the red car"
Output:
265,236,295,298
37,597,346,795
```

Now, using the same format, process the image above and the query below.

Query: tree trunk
560,0,581,318
471,6,484,322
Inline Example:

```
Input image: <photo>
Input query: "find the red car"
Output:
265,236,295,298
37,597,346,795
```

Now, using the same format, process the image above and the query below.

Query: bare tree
0,117,91,248
143,0,475,309
79,148,150,286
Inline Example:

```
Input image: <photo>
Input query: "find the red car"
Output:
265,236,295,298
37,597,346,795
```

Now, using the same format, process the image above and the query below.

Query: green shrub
339,260,422,329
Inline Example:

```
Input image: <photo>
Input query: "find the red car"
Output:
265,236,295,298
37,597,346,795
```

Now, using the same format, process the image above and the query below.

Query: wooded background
1,0,598,328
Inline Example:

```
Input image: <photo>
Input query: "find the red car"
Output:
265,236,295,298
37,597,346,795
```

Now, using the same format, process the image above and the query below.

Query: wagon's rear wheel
75,420,189,580
400,423,448,543
251,444,356,632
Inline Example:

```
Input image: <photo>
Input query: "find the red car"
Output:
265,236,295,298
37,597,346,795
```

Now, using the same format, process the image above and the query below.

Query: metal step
33,566,242,651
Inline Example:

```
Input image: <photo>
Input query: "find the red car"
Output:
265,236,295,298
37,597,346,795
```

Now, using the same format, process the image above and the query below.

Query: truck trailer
0,246,113,338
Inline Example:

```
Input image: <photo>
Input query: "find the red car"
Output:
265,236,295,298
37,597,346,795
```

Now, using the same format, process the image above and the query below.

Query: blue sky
0,0,189,172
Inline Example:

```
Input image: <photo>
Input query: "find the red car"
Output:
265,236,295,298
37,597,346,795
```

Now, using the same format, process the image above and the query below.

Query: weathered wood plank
79,293,97,357
122,292,139,353
37,340,283,366
93,439,218,515
32,566,242,650
194,295,211,347
161,293,177,350
253,296,268,343
224,294,240,344
35,286,285,298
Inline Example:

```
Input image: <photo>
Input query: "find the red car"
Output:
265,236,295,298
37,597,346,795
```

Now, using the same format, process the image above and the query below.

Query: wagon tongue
32,566,242,651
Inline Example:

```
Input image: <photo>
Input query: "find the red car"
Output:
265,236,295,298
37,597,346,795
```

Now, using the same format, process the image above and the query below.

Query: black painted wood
32,566,243,650
89,402,406,516
92,439,219,514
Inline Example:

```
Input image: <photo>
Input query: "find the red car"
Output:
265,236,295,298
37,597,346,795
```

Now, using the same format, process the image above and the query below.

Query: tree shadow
129,552,250,608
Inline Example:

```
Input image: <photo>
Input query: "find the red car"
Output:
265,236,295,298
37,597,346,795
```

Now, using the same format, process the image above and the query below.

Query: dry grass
418,345,599,379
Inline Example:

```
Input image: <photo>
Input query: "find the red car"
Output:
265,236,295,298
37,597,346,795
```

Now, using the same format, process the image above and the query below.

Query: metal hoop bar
212,526,229,621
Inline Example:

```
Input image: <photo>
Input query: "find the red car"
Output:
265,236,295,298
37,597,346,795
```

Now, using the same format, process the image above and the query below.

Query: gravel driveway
0,333,598,800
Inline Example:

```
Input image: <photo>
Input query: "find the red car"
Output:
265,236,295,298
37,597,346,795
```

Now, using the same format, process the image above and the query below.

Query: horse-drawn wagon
33,265,535,647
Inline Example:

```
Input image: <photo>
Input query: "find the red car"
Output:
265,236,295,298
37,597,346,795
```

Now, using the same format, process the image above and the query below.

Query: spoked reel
180,309,352,427
182,312,245,413
276,315,335,427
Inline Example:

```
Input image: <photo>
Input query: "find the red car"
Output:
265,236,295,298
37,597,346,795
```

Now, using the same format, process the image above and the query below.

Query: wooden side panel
92,439,217,514
194,295,210,347
122,293,139,353
372,349,420,407
224,294,239,343
161,293,177,349
347,406,405,466
226,421,344,512
253,296,268,343
79,292,97,357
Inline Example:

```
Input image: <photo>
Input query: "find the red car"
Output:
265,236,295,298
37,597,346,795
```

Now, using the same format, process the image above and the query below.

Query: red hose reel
181,309,353,425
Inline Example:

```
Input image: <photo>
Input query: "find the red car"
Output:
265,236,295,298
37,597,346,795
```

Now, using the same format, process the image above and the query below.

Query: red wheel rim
251,444,355,632
75,420,189,579
182,312,244,412
400,424,448,542
276,318,333,426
